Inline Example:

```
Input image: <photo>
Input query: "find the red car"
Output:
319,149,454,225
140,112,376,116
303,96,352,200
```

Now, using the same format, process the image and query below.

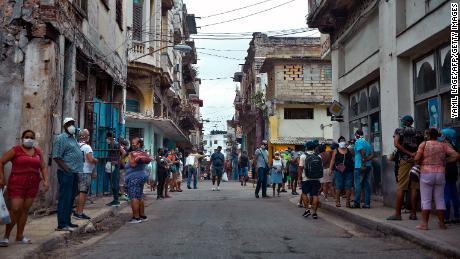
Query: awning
270,137,333,145
125,112,189,143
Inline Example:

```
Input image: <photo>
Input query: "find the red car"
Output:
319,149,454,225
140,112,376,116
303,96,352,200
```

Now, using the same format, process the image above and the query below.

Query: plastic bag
222,172,228,182
0,189,11,225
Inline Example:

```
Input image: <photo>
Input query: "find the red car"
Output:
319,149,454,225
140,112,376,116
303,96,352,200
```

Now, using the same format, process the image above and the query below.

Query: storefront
348,81,382,196
413,44,459,139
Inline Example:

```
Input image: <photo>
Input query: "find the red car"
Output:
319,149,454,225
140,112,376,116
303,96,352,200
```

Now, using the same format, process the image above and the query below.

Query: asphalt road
62,181,435,259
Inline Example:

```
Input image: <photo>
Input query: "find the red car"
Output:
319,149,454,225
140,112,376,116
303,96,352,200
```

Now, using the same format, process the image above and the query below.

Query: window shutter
133,0,143,41
116,0,123,29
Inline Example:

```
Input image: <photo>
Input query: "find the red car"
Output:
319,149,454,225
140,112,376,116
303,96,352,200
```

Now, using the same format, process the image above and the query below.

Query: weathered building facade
260,37,333,156
307,0,454,203
0,0,128,210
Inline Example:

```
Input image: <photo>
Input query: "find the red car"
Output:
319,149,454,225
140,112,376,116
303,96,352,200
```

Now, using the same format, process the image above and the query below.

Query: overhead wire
199,0,298,28
200,0,279,18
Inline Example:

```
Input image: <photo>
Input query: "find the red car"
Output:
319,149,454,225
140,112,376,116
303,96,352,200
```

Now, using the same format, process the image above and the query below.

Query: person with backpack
74,129,98,220
270,151,284,197
255,140,270,198
298,141,323,219
329,136,354,208
288,152,300,195
351,129,374,209
387,115,423,220
239,151,250,186
211,146,225,191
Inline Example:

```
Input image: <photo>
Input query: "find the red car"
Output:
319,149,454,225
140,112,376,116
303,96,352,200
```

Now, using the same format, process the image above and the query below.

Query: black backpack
304,154,323,179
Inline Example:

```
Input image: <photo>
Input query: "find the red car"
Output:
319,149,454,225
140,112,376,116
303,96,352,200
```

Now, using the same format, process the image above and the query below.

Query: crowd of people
0,115,459,246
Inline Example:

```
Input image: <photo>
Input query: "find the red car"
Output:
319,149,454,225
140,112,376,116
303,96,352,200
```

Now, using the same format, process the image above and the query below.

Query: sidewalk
289,196,460,258
0,195,130,259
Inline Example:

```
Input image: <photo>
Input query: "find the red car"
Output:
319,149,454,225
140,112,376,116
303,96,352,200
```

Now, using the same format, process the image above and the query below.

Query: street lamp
320,123,333,139
130,44,192,62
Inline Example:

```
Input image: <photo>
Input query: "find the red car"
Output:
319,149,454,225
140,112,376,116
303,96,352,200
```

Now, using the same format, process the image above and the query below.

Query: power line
197,48,246,52
201,0,279,18
198,52,245,60
201,77,234,81
199,0,298,28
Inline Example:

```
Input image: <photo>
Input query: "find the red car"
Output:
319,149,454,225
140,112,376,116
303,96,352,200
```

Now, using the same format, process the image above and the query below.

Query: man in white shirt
186,148,205,189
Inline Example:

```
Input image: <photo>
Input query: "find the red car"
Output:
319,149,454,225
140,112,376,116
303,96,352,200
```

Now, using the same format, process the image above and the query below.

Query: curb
24,201,129,258
289,197,460,258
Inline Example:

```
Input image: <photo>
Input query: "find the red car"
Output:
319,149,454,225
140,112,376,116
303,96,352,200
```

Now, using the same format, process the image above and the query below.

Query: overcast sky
183,0,312,134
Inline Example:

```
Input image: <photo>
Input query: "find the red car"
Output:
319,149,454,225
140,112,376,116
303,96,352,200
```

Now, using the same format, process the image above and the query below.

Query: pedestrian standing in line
125,137,152,224
186,148,205,189
387,115,422,221
250,156,256,188
239,151,250,186
73,129,97,220
156,148,170,200
176,152,184,192
211,146,225,191
270,151,284,197
281,149,290,193
119,139,130,200
255,140,270,198
319,144,334,201
0,130,49,246
298,141,323,219
414,128,459,230
329,136,354,208
52,118,83,231
288,152,300,195
105,132,126,207
440,128,460,224
168,149,179,193
350,129,374,209
231,148,239,181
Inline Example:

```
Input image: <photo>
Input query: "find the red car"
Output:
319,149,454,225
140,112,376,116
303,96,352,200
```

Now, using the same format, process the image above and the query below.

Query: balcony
129,41,161,71
306,0,355,34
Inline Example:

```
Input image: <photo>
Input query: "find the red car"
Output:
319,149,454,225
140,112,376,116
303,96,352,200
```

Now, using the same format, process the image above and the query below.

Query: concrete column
62,41,77,120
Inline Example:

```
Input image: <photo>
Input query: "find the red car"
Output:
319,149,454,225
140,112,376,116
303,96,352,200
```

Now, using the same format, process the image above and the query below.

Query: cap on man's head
401,115,414,124
63,117,75,125
305,141,316,150
262,140,268,144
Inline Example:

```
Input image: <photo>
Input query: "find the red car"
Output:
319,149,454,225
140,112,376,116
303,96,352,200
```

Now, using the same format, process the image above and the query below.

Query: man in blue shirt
352,129,374,209
52,117,84,231
210,146,225,191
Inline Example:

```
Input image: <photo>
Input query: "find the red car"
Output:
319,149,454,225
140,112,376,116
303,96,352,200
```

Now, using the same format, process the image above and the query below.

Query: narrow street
45,181,434,259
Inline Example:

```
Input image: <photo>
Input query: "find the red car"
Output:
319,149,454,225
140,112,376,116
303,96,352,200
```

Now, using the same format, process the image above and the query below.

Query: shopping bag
0,189,11,225
222,172,229,182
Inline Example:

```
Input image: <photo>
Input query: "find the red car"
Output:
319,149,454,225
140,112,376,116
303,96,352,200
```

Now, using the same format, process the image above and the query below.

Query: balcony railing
133,42,145,54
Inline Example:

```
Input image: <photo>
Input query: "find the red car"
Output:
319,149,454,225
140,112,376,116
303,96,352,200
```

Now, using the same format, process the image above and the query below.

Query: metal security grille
126,127,144,141
133,0,143,41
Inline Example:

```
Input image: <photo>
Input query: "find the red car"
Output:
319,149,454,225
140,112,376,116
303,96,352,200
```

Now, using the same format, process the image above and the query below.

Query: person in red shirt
0,130,49,246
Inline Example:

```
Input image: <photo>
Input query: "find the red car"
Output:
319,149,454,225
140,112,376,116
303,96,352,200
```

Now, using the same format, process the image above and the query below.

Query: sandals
416,224,429,230
336,203,341,208
0,238,9,247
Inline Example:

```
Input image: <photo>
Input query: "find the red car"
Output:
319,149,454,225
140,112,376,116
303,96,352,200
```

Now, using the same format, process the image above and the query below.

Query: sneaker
362,205,371,209
106,200,120,207
212,187,216,191
303,210,312,218
217,186,220,191
128,218,142,224
0,238,9,247
73,213,91,220
187,186,192,189
281,189,287,193
255,194,260,198
55,226,75,232
16,236,32,244
387,215,402,221
120,194,129,201
297,202,303,208
69,223,79,228
140,216,148,222
312,213,318,219
308,205,312,209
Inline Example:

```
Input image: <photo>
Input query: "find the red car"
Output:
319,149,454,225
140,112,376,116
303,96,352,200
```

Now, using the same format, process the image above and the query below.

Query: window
323,65,332,81
126,99,140,112
284,108,314,119
415,54,436,96
368,83,380,110
414,44,456,131
126,127,144,141
116,0,123,30
214,140,218,144
358,89,368,114
304,64,320,81
133,0,143,41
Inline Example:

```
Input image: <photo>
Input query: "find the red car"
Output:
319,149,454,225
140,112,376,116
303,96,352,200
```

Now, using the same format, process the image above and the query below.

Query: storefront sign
328,101,344,116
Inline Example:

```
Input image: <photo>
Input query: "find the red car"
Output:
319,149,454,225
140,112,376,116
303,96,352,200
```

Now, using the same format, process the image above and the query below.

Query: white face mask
22,138,34,148
67,125,76,135
339,142,347,148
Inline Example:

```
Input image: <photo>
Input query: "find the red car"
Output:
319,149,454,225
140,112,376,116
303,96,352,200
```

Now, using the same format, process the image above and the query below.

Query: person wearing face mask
52,117,84,232
0,130,49,246
254,140,269,198
329,136,354,208
351,129,374,209
105,132,126,207
73,129,98,220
